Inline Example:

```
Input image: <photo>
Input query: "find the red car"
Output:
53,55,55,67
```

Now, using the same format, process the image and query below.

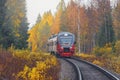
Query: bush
0,48,60,80
16,55,59,80
114,41,120,55
92,60,103,66
76,53,96,62
92,44,113,57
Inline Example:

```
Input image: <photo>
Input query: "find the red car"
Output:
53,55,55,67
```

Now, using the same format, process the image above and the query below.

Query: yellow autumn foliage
92,60,103,66
2,47,60,80
77,53,96,59
114,41,120,55
76,44,120,74
12,50,59,80
28,11,54,52
92,44,112,57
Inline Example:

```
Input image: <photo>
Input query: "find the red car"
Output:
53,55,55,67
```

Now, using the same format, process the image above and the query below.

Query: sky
26,0,70,28
26,0,115,28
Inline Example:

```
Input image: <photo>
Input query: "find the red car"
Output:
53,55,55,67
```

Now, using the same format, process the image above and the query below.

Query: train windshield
59,35,74,46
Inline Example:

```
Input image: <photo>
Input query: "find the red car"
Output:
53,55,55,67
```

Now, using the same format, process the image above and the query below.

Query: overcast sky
26,0,70,28
26,0,115,28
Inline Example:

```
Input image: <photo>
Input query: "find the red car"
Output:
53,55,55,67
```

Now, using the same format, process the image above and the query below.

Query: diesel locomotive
47,32,75,57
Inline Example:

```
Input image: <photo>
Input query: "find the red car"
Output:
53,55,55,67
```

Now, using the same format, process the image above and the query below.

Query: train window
60,38,72,43
57,35,74,46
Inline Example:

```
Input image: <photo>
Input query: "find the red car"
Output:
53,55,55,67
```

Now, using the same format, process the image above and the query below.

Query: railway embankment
75,53,120,79
59,57,120,80
58,58,77,80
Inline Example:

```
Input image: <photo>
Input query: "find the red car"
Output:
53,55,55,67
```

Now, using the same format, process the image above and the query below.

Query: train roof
58,32,73,34
48,32,74,40
58,32,74,36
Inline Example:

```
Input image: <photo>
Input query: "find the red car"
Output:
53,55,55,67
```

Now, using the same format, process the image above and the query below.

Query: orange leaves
79,7,89,34
51,16,60,33
51,0,66,34
66,0,78,34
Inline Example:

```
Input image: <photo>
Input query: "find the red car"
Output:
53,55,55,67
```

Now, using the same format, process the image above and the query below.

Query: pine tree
97,0,115,47
0,0,14,48
0,0,6,45
36,14,41,23
5,0,28,49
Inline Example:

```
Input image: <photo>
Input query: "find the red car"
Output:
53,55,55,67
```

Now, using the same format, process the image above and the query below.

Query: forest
0,0,120,53
0,0,120,79
28,0,120,53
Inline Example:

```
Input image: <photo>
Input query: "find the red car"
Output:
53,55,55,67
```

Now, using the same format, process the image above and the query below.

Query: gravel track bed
58,58,77,80
68,58,111,80
74,57,120,80
103,68,120,79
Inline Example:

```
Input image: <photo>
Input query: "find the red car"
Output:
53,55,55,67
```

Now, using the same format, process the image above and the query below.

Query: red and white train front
47,32,75,57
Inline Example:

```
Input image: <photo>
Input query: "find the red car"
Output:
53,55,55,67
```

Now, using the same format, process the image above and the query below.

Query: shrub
92,60,103,66
76,53,96,62
0,48,60,80
114,41,120,55
92,44,113,57
16,55,59,80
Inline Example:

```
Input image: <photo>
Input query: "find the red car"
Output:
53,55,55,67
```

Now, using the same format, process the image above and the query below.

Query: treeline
28,0,120,53
0,0,28,49
1,0,120,53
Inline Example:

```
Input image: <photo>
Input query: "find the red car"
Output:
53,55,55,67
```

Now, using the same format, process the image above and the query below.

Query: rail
63,58,83,80
72,57,120,80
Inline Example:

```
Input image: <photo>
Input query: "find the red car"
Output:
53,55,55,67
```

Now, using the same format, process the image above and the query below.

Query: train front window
59,36,73,46
60,38,72,44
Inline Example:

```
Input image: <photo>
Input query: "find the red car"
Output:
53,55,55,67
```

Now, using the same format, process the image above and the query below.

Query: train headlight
64,33,68,36
70,46,74,50
61,47,63,50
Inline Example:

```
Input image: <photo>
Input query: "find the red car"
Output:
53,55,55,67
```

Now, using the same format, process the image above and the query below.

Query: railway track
63,57,120,80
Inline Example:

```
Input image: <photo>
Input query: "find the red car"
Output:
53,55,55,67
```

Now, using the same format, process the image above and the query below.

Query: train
47,32,76,57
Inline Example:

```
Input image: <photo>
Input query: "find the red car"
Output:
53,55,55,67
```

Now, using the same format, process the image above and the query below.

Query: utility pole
76,0,81,53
